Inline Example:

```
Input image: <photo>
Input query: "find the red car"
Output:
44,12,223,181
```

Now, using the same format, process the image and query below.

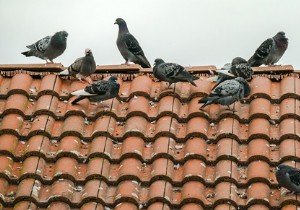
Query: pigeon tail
216,69,235,77
71,89,96,96
207,76,218,82
184,74,199,87
58,69,70,75
198,98,209,109
188,78,198,87
71,96,87,105
21,51,33,57
248,57,261,67
136,55,151,68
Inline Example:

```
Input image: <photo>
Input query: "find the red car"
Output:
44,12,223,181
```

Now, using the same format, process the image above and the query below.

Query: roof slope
0,64,299,210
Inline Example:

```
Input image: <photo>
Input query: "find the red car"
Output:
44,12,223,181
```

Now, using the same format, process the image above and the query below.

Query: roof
0,64,299,210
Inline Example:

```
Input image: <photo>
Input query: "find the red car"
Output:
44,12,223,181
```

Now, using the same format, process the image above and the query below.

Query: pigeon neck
51,34,66,49
274,38,288,50
119,24,129,33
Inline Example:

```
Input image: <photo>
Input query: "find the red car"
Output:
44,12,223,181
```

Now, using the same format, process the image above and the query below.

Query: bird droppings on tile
206,192,216,199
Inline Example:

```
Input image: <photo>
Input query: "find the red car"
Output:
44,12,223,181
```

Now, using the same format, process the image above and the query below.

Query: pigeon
153,58,199,88
114,18,151,68
198,77,251,110
22,31,68,63
71,76,120,105
248,31,288,67
209,57,253,90
59,48,96,84
276,164,300,194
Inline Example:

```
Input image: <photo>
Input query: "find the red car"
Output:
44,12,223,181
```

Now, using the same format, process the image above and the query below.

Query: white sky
0,0,299,69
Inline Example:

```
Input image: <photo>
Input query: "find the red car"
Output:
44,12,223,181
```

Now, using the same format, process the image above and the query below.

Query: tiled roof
0,64,299,210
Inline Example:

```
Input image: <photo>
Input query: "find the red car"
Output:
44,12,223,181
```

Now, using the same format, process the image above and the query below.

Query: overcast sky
0,0,299,69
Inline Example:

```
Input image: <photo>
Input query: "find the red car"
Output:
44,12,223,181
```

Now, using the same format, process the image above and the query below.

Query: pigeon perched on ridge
198,77,250,110
71,76,120,105
276,164,300,194
248,31,288,67
153,58,199,88
208,57,253,90
59,48,96,84
21,31,68,63
115,18,151,68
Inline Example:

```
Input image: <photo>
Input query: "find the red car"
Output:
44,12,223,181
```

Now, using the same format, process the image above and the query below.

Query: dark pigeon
199,77,251,109
59,48,96,84
248,31,288,67
153,58,199,88
114,18,151,68
210,57,253,90
276,164,300,194
22,31,68,63
71,76,120,105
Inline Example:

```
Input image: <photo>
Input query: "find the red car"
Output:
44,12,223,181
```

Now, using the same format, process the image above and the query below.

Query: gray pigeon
71,76,120,105
248,31,288,67
209,57,253,90
22,31,68,63
153,58,199,88
114,18,151,68
276,164,300,194
59,48,96,84
198,77,251,109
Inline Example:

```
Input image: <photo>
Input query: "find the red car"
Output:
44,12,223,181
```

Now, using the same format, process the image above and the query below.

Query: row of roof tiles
0,64,299,210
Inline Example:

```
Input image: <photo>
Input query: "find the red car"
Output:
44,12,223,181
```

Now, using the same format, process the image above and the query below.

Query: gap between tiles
28,75,59,209
162,84,176,210
293,76,297,201
229,102,236,209
95,99,115,210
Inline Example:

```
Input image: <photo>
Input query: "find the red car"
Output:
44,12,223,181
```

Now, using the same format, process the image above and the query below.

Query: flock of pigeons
21,18,300,194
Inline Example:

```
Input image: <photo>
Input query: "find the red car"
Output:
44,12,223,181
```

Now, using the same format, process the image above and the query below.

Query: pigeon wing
84,80,110,95
288,168,300,186
68,57,84,75
212,80,240,96
123,33,145,56
248,38,274,66
230,63,253,80
27,36,52,53
161,63,184,78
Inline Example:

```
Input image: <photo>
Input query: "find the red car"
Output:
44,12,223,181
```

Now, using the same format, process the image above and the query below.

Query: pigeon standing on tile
198,77,250,110
21,31,68,63
114,18,151,68
153,58,199,88
248,31,288,67
209,57,253,89
59,48,96,84
276,164,300,194
71,76,120,105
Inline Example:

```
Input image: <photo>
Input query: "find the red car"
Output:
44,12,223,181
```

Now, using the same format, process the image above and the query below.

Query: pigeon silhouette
22,31,68,63
115,18,151,68
248,31,288,67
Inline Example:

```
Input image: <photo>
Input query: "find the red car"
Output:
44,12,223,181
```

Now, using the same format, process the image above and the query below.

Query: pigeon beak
114,21,117,25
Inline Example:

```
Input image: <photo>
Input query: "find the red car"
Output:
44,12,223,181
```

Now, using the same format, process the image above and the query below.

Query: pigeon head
231,57,247,65
114,18,126,26
154,58,165,66
274,31,288,41
108,76,118,83
56,31,68,39
235,77,251,97
276,164,292,172
85,48,93,56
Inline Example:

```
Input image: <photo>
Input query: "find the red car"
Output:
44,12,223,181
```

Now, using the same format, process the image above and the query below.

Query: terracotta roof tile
0,64,299,209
